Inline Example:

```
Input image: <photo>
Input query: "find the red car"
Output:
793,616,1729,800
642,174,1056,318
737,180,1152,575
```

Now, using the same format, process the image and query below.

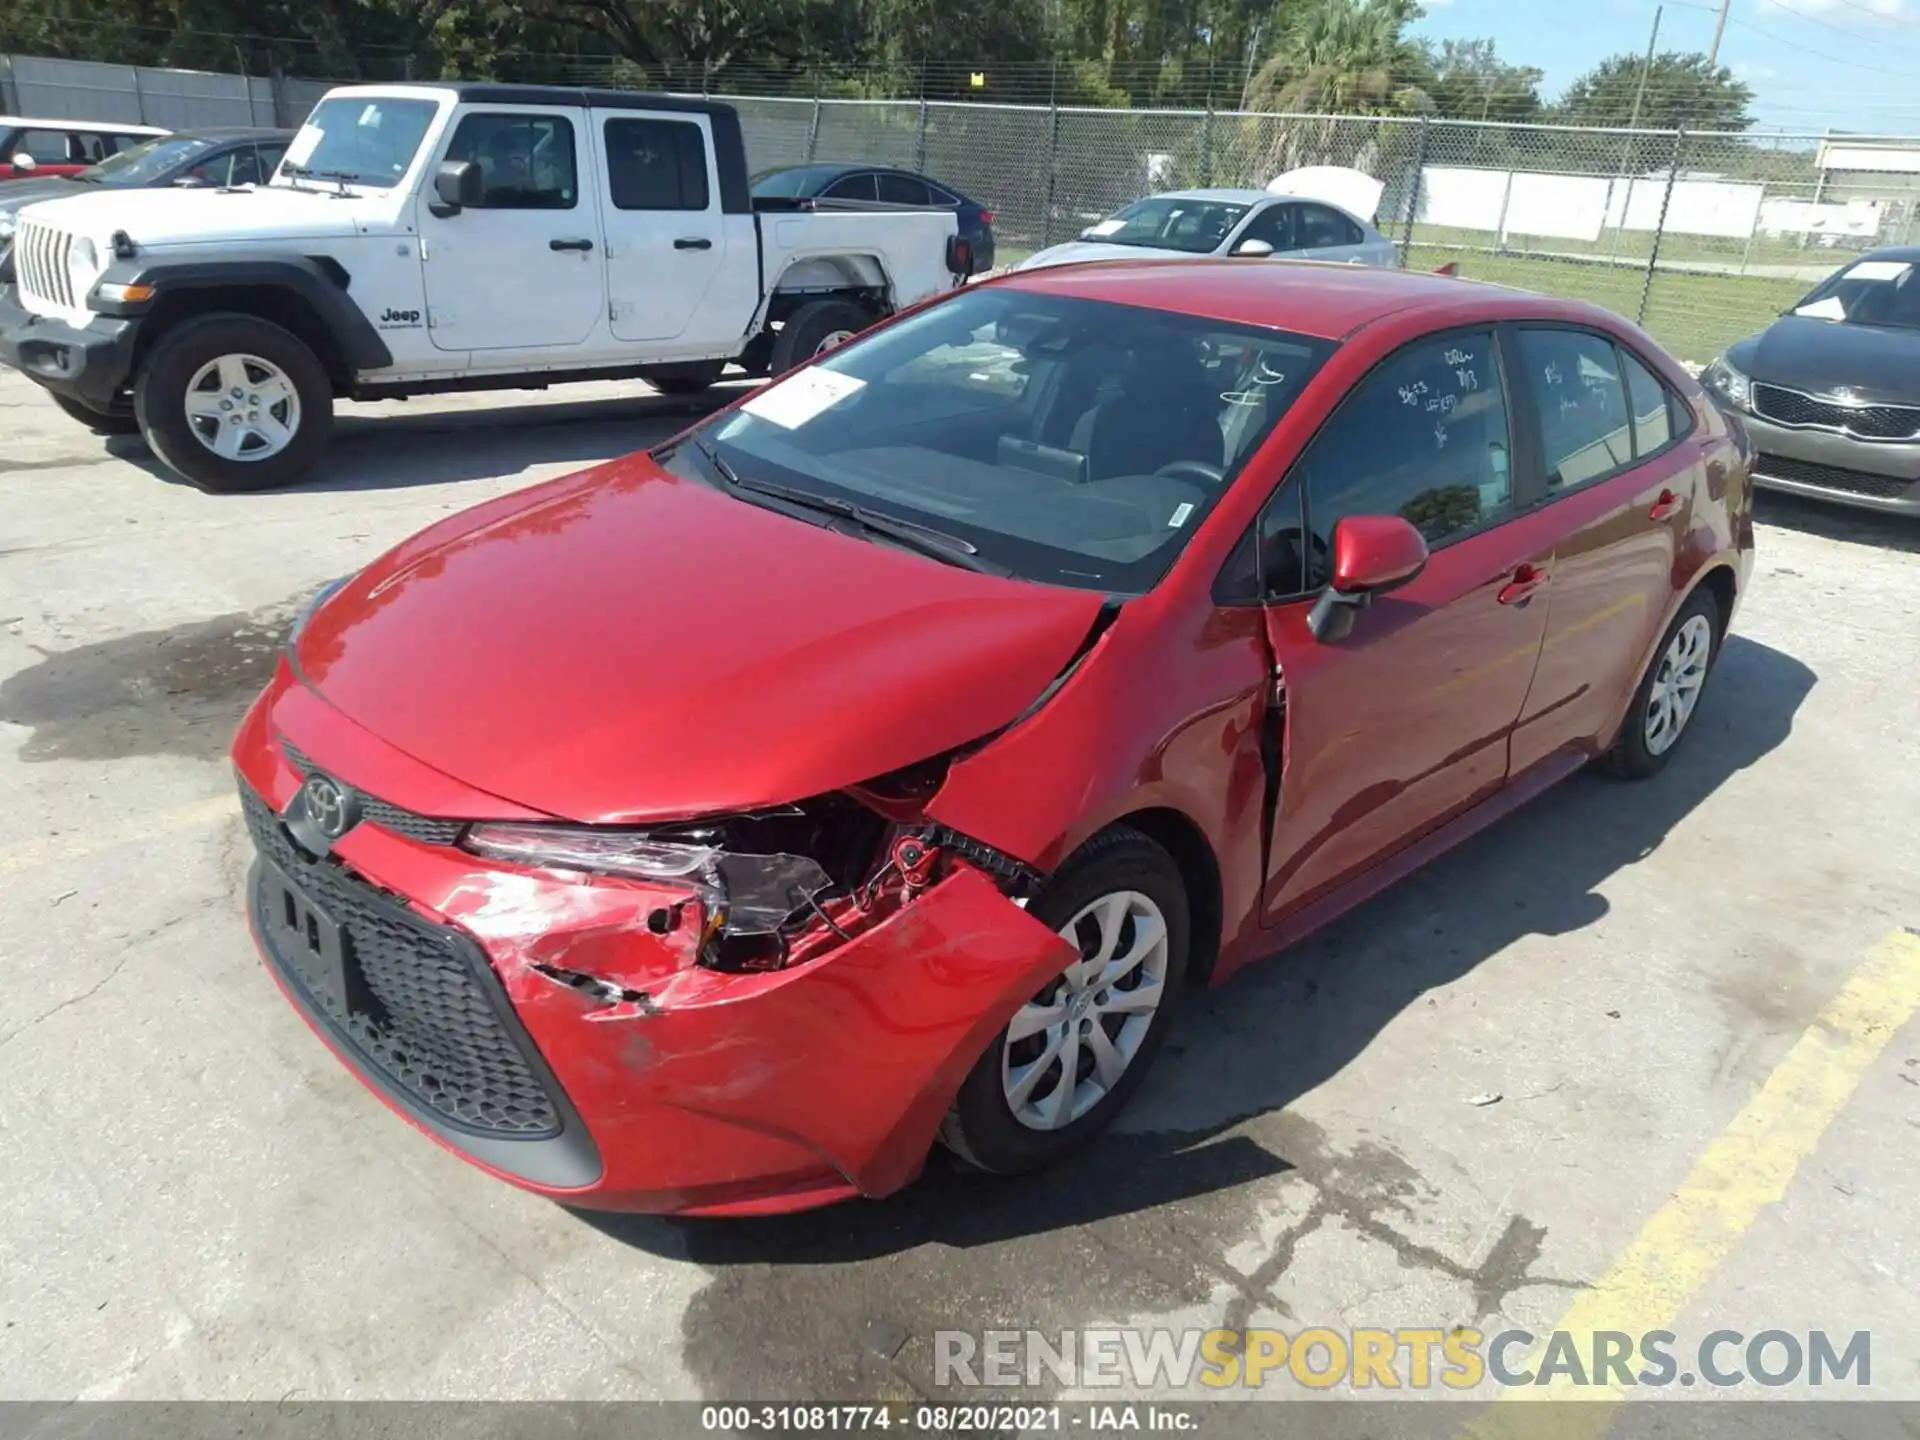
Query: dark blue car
751,163,996,274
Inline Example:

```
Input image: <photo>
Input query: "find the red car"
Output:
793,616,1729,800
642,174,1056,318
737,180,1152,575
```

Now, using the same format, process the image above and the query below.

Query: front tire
940,826,1191,1175
647,361,726,396
1605,587,1722,780
133,313,334,493
50,391,140,435
769,299,872,377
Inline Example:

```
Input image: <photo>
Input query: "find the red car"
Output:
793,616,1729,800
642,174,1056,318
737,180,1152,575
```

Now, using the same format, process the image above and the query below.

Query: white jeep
0,83,969,491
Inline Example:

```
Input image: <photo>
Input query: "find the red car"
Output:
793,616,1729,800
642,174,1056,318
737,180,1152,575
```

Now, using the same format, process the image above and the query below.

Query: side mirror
1307,514,1429,642
430,159,482,216
10,154,36,174
945,233,974,277
1232,238,1275,257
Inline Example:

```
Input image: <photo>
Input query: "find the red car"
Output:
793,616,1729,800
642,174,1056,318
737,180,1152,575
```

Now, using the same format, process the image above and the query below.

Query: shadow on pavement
1756,490,1920,555
107,386,743,494
575,633,1817,1401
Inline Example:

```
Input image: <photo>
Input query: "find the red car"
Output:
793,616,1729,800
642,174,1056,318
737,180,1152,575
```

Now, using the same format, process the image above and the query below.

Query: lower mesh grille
242,783,563,1138
1754,453,1917,501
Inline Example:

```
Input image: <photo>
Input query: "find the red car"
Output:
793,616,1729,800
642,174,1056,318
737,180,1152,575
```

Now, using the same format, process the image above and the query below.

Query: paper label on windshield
1086,219,1125,236
741,367,865,429
1847,260,1912,282
1794,296,1848,320
284,128,321,166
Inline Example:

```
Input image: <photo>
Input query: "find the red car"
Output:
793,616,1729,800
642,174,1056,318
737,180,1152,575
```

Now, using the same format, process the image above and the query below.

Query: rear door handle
1649,487,1684,521
1498,563,1550,606
550,237,594,252
674,237,713,250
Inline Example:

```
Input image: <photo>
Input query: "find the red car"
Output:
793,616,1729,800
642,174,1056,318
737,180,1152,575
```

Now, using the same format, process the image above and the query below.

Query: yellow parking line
0,794,240,878
1467,927,1920,1437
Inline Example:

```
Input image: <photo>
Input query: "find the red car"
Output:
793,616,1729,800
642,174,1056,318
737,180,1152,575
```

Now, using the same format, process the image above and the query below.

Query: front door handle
550,237,595,252
1498,562,1550,606
673,237,713,250
1649,487,1684,521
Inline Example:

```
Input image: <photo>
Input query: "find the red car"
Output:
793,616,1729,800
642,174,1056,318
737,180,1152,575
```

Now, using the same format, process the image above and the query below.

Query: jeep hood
293,456,1106,825
18,183,367,246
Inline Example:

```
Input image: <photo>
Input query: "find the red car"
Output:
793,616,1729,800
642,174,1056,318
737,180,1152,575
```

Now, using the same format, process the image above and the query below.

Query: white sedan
1014,184,1399,272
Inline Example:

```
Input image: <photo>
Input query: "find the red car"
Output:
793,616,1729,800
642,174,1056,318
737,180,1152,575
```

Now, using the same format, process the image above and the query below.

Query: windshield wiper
281,163,362,195
692,437,1005,576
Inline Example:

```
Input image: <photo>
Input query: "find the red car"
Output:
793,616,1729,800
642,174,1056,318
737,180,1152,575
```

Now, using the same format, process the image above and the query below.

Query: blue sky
1410,0,1920,135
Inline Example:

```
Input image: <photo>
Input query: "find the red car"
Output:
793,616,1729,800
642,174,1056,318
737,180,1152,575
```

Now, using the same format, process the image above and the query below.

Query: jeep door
415,105,607,352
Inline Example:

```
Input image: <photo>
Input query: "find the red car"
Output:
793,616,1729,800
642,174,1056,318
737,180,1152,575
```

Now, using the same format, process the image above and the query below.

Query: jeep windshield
1083,197,1250,254
275,97,438,190
664,287,1331,593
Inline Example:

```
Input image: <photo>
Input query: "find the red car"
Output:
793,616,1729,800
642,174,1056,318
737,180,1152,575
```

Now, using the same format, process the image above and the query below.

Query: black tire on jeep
768,299,873,377
50,391,141,436
133,313,334,493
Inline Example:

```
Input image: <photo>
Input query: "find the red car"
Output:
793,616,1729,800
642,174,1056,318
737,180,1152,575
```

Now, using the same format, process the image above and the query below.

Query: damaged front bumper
234,664,1075,1215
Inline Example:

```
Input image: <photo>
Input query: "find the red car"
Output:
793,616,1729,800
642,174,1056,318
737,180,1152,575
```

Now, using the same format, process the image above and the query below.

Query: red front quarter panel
234,684,1076,1213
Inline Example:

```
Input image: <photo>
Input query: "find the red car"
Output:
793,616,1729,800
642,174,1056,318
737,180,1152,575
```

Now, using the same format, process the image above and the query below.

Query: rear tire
51,391,140,435
939,826,1190,1175
769,299,872,377
134,313,333,493
1604,586,1722,780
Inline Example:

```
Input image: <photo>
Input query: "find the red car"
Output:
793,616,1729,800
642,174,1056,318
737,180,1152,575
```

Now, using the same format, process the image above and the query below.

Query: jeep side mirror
10,154,35,174
431,159,482,216
1307,514,1429,642
1232,237,1275,257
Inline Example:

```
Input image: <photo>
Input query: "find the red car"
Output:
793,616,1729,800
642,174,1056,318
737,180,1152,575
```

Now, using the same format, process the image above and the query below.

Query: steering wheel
1153,460,1225,486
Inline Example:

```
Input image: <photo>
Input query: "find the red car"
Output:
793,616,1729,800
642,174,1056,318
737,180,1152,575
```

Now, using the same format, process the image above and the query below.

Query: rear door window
603,117,709,211
823,173,877,201
1296,203,1363,249
876,173,929,205
1517,330,1635,491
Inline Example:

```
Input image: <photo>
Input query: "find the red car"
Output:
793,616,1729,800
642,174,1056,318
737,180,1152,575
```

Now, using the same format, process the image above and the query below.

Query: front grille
1753,383,1920,442
16,219,77,311
280,740,466,846
242,783,564,1138
1754,453,1918,501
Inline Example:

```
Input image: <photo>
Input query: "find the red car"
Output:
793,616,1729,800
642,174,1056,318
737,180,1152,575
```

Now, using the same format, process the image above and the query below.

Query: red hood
294,456,1105,824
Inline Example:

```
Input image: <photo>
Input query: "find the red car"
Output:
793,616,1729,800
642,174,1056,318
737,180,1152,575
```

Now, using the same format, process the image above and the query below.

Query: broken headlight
462,823,835,941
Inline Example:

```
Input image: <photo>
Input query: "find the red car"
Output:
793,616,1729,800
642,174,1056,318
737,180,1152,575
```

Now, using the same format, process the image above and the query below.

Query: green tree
1415,37,1542,123
1242,0,1428,115
1556,50,1753,132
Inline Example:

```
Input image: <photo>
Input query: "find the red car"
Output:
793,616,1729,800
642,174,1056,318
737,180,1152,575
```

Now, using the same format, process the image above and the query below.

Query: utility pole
1707,0,1731,68
1626,4,1662,134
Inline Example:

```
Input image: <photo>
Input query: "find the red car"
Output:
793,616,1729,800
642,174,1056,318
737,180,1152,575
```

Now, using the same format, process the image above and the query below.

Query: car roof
997,258,1623,342
756,161,966,190
166,126,294,140
1154,187,1274,204
351,83,738,120
0,115,168,134
1853,245,1920,264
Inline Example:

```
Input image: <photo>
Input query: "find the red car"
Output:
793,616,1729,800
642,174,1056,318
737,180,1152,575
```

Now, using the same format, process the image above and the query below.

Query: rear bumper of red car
233,662,1072,1216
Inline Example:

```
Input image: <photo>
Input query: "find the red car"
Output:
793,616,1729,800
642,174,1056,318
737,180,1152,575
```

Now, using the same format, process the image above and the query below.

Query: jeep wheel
50,392,140,436
769,299,872,376
647,361,726,396
134,314,333,493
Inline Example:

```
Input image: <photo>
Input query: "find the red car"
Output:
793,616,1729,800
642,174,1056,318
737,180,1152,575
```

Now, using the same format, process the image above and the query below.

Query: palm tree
1241,0,1428,115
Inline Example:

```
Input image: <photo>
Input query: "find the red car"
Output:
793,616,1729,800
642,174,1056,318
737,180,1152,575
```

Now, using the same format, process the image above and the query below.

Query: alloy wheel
183,353,301,461
1001,890,1170,1131
1644,613,1713,756
814,329,857,356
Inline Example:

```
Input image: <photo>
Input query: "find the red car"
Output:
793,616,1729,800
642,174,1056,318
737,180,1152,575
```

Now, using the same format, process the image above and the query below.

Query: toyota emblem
302,773,355,840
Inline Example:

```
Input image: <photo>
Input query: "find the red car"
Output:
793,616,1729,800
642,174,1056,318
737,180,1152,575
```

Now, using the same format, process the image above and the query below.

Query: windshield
1791,257,1920,330
1083,196,1250,254
277,97,438,188
679,288,1331,592
81,134,222,186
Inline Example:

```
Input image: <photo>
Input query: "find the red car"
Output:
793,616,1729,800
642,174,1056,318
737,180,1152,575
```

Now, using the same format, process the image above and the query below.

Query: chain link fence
8,50,1916,365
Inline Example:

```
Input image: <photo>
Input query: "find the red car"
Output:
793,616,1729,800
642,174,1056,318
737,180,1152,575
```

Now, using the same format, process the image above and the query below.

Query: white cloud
1731,60,1780,80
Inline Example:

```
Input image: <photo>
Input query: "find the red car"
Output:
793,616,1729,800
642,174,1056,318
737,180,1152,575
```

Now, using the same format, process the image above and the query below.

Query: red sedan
232,261,1754,1215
